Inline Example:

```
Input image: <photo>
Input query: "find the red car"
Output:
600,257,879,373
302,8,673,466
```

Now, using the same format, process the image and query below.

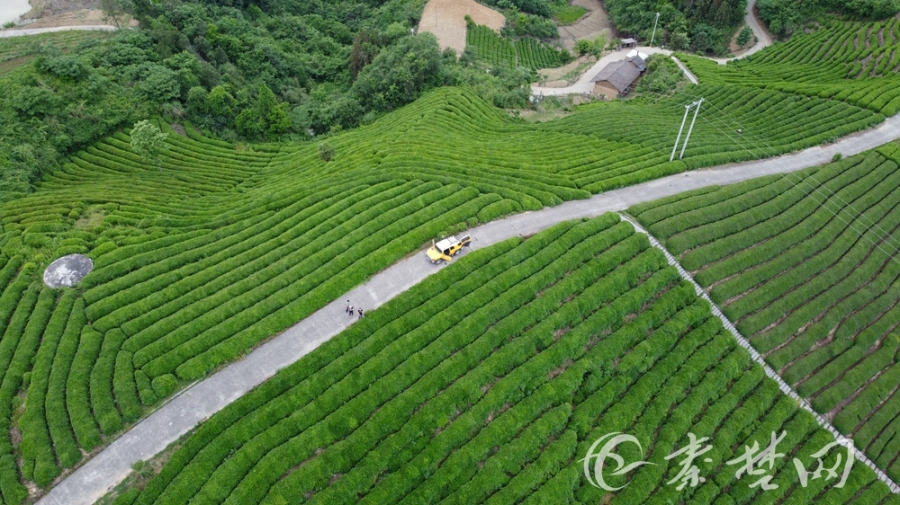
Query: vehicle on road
426,235,472,263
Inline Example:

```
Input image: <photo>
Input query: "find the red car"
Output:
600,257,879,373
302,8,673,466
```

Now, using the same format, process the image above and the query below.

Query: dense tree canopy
0,0,539,198
604,0,745,54
352,33,443,112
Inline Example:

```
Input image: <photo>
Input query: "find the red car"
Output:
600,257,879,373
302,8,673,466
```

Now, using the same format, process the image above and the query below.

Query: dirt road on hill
0,0,134,35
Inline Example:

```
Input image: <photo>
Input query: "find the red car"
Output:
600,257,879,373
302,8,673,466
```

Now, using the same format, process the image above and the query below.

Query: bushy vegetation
0,31,113,78
105,213,896,504
630,144,900,482
574,34,608,56
736,24,753,47
758,0,900,38
632,54,686,96
604,0,747,54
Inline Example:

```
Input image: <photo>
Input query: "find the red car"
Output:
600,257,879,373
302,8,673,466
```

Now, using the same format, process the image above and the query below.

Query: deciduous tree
130,120,168,172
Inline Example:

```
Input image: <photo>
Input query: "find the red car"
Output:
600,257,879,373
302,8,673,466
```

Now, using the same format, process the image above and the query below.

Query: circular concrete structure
43,254,93,288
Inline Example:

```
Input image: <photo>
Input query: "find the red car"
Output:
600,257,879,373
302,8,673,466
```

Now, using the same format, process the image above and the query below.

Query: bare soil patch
24,0,98,18
419,0,505,55
11,0,136,29
75,208,104,229
536,53,596,84
556,0,615,51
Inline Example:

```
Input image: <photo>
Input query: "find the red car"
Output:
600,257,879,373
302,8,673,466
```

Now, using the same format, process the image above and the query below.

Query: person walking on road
348,305,353,316
358,307,364,319
345,300,350,313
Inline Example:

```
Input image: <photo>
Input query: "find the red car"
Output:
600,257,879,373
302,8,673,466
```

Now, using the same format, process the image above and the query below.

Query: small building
620,38,638,49
589,55,647,98
626,49,650,62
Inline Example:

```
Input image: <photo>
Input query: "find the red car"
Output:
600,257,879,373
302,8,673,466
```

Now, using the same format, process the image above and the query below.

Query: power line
678,91,900,272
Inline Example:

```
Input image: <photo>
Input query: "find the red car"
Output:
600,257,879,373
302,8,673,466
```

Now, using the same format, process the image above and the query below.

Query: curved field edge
628,141,900,484
102,214,899,505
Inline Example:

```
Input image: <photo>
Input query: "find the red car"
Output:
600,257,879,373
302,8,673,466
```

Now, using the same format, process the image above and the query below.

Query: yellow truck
426,235,472,263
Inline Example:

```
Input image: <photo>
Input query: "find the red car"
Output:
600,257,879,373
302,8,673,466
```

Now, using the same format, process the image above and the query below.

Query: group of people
345,300,364,319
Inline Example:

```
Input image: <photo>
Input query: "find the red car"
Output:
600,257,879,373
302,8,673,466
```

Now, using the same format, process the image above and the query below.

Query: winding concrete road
38,104,900,505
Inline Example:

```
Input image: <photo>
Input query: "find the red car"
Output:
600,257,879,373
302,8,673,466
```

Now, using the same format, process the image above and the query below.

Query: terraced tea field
3,16,900,502
108,215,899,505
681,18,900,117
629,143,900,483
0,120,515,501
465,25,567,70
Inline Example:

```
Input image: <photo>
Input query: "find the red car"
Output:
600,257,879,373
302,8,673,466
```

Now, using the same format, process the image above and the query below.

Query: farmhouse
589,55,647,98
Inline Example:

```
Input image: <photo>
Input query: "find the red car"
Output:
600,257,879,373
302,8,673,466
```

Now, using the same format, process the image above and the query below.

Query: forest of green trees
0,0,557,200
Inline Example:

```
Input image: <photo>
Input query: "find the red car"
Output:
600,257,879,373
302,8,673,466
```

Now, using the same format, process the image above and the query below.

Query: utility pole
670,104,691,162
670,98,703,161
680,98,703,160
650,12,660,47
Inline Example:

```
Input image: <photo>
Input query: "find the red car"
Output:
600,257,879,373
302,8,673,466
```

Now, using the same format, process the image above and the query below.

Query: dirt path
418,0,505,55
711,0,773,64
0,24,116,38
556,0,615,51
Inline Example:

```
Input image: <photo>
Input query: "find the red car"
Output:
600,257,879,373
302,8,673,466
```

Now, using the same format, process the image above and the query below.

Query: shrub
318,141,335,162
151,374,178,399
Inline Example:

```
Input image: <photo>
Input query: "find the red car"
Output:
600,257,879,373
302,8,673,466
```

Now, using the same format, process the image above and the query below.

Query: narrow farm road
731,0,774,59
671,56,699,84
0,25,117,38
39,109,900,505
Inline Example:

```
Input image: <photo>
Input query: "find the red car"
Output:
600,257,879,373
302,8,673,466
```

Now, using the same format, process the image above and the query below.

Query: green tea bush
631,148,900,481
108,214,884,504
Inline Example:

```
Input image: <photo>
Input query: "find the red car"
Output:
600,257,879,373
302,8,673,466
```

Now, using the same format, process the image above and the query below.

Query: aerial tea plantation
108,215,899,504
629,142,900,483
1,14,900,503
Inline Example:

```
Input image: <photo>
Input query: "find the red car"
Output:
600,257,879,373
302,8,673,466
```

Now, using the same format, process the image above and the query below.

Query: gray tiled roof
590,60,643,93
628,55,647,71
